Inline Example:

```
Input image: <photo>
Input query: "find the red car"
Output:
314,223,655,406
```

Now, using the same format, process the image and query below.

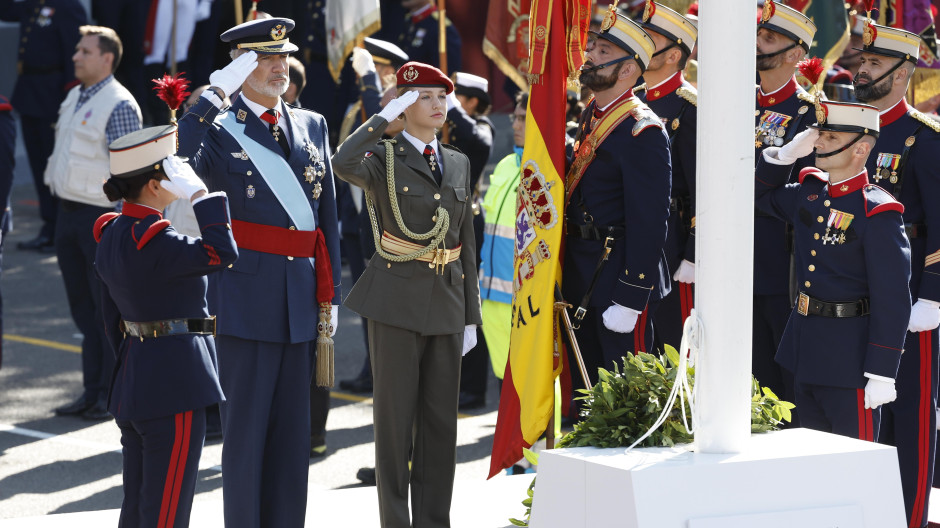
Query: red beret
396,61,454,94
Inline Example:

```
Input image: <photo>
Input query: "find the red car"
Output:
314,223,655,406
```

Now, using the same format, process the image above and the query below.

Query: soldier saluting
331,62,481,528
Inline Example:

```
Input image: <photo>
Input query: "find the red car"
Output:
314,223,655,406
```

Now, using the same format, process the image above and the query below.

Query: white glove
864,377,897,409
351,47,376,78
377,90,420,122
196,0,212,21
776,128,818,164
602,304,641,334
446,91,461,112
908,299,940,332
161,156,208,200
330,305,338,337
673,260,695,284
209,50,258,99
462,324,477,356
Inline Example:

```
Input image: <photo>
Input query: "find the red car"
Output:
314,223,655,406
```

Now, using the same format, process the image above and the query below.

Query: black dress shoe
338,375,373,393
17,235,54,251
54,396,94,416
458,391,485,411
356,467,376,486
81,402,112,421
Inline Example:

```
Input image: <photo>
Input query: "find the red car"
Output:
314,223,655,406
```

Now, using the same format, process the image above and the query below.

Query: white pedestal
530,428,905,528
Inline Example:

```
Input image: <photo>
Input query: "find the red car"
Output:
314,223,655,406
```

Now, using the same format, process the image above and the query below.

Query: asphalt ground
0,117,507,520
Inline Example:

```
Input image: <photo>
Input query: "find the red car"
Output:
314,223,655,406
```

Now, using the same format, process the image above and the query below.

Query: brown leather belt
123,317,216,340
796,292,869,318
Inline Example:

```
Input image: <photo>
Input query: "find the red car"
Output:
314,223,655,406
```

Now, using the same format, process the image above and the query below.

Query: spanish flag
488,0,589,479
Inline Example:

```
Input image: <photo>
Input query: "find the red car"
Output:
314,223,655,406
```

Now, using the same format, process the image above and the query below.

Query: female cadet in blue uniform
755,101,911,440
94,125,237,528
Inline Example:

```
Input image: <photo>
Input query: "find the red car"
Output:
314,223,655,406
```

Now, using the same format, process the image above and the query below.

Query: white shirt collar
240,93,290,142
879,97,906,116
401,129,441,164
758,78,791,97
596,87,633,112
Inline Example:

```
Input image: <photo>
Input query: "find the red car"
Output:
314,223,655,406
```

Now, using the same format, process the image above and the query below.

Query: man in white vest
48,25,141,421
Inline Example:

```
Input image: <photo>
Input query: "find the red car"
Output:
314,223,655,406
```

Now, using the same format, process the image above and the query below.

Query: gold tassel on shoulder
316,302,334,387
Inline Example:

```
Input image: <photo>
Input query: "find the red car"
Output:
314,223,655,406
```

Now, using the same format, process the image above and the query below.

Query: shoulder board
796,91,815,104
909,109,940,133
93,212,121,243
130,216,172,250
676,86,697,107
634,83,647,94
798,167,826,185
863,184,905,217
441,142,464,155
631,104,665,136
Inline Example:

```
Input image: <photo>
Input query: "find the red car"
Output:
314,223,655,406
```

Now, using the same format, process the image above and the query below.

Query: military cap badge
271,24,286,41
642,0,655,23
403,65,419,83
761,0,776,24
863,21,876,47
601,5,617,32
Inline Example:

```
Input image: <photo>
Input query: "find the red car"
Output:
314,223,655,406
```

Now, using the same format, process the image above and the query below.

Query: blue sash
219,111,316,267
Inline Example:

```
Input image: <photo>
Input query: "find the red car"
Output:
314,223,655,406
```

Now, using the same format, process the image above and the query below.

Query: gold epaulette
797,91,815,104
634,83,647,94
677,86,697,106
631,104,665,136
910,109,940,133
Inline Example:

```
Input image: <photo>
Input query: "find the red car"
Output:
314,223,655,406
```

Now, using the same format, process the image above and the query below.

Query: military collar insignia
231,150,249,160
828,171,868,197
757,76,798,108
879,98,909,127
236,109,248,122
645,71,683,101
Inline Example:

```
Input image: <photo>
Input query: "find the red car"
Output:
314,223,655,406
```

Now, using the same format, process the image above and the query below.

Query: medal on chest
873,152,901,184
303,140,327,199
755,110,792,148
822,208,854,245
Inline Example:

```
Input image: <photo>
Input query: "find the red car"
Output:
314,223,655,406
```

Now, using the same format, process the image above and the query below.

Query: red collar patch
828,171,868,197
879,98,910,128
757,77,797,108
594,89,635,119
121,202,163,219
411,4,437,24
645,72,683,101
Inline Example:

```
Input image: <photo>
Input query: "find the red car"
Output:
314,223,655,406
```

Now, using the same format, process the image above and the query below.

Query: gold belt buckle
433,247,450,275
797,292,810,316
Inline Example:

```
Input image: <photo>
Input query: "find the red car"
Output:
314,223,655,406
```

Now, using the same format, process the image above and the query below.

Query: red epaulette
863,184,905,218
93,213,120,243
798,167,826,184
130,216,172,250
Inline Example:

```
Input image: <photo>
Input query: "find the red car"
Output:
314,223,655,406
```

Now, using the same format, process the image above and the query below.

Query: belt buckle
797,292,810,316
433,247,450,275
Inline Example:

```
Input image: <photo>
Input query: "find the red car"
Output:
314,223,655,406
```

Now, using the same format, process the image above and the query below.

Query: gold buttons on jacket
824,200,831,207
228,264,233,268
814,233,820,240
808,265,815,272
805,281,811,288
811,250,816,256
817,216,824,223
368,127,374,132
288,256,294,261
289,226,296,230
432,215,437,222
434,193,441,200
247,170,253,176
402,186,409,192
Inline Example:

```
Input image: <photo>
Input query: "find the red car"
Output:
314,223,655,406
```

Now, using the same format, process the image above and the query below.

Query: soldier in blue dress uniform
753,0,817,411
177,18,342,528
564,7,672,385
95,126,237,528
852,21,940,528
0,0,86,251
398,0,462,72
0,95,15,369
756,100,911,442
636,1,698,351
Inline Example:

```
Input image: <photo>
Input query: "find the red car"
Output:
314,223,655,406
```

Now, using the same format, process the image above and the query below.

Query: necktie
423,145,442,186
261,109,290,157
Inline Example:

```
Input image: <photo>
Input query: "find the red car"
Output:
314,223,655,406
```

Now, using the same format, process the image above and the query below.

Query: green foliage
751,380,796,433
508,476,536,526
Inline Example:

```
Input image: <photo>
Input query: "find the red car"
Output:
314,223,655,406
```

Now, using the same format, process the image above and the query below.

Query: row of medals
249,124,327,200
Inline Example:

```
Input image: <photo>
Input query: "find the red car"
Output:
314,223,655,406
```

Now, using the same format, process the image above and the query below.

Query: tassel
316,302,334,387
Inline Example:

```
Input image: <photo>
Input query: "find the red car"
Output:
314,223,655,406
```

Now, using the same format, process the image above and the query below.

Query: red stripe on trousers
166,411,193,528
857,389,866,440
910,332,931,528
633,307,649,353
680,283,693,322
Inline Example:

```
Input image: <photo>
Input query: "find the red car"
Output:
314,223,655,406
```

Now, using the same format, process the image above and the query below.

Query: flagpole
170,0,178,76
234,0,243,25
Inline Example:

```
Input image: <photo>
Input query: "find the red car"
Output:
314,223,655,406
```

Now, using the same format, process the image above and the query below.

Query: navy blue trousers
55,202,114,404
795,382,880,441
19,116,57,238
117,408,206,528
217,335,313,528
570,301,659,389
653,281,694,351
880,328,939,528
754,294,797,415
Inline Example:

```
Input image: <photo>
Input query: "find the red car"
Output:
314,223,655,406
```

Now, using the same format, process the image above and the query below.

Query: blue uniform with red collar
865,98,940,528
755,160,911,440
95,197,237,528
563,90,672,385
398,4,462,72
177,94,342,528
639,72,697,351
753,76,816,409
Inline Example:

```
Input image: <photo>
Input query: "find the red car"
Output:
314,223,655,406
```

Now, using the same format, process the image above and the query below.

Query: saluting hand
209,50,259,100
351,47,376,78
161,156,209,201
775,128,818,164
377,90,420,123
